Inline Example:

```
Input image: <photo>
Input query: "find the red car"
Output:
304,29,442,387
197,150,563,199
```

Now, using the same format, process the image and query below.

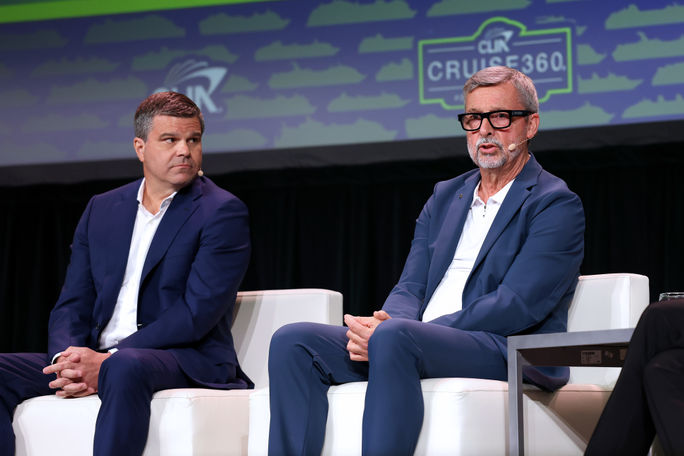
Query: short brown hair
134,91,204,140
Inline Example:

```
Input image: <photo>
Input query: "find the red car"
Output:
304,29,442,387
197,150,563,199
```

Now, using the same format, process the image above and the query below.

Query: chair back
567,273,649,384
231,289,343,388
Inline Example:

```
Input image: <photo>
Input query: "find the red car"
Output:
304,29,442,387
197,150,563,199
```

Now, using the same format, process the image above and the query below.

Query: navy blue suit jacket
382,155,585,390
47,176,252,389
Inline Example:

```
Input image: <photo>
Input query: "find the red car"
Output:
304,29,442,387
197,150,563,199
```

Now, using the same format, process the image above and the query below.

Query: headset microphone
508,138,530,152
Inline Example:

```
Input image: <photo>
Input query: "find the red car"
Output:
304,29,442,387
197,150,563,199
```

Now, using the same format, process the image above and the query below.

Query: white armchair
12,288,343,456
248,273,649,455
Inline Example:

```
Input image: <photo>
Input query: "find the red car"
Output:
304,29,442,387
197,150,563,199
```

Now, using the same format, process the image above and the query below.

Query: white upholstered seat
248,274,649,455
13,288,343,456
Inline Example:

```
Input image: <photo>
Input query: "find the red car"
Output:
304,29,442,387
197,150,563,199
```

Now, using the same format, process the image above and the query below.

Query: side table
507,328,634,455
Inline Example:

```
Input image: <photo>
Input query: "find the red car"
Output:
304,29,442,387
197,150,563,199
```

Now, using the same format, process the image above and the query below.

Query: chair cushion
14,388,251,456
248,378,612,455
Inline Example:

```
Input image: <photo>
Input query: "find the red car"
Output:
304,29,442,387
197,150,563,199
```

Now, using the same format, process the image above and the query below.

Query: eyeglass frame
457,110,534,131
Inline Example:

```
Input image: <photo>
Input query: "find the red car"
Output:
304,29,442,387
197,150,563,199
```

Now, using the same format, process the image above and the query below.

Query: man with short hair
268,66,585,455
0,91,251,456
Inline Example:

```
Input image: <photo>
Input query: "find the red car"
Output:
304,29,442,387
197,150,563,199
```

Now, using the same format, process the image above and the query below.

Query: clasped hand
344,310,391,362
42,346,110,398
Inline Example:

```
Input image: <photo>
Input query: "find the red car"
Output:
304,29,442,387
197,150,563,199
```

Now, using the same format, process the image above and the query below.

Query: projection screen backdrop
1,0,683,176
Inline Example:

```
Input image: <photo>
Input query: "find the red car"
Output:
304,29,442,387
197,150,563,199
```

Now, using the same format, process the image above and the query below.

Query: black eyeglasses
457,110,533,131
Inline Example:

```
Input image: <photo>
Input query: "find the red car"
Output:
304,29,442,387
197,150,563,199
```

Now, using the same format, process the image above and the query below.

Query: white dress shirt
98,179,176,349
421,179,514,322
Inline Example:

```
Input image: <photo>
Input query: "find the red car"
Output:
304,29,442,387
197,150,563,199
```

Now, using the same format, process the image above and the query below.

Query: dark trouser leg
0,353,53,456
94,348,191,456
644,349,684,455
362,318,508,456
586,300,684,456
267,322,369,456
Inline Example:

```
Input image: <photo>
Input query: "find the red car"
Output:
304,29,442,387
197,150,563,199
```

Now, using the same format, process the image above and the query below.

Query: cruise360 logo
418,17,573,110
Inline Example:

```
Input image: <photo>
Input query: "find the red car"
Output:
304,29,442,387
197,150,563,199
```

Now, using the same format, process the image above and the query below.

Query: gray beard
468,137,516,169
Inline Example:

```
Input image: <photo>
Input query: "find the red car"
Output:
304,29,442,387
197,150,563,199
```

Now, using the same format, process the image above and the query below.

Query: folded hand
344,310,391,362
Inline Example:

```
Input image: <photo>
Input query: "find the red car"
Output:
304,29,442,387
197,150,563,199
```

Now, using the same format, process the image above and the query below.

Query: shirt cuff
51,352,62,364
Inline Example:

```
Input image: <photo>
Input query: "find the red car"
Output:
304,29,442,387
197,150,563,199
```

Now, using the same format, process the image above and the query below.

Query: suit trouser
0,348,191,456
267,318,510,456
585,299,684,456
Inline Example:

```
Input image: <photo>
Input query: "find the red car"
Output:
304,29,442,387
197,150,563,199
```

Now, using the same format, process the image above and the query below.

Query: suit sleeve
47,197,98,357
116,196,250,349
380,193,435,320
429,189,585,335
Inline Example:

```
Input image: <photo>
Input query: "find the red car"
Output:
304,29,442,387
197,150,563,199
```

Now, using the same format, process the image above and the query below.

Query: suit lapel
470,155,541,275
140,178,203,284
104,182,140,303
423,172,480,303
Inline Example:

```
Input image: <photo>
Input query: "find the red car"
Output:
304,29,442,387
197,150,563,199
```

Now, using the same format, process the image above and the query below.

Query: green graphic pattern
2,1,683,164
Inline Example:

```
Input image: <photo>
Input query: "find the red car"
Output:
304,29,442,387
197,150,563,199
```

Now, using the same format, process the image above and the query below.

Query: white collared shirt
421,179,514,322
98,179,176,349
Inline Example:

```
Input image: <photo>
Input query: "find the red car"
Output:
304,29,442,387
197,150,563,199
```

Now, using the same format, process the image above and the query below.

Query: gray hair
463,66,539,112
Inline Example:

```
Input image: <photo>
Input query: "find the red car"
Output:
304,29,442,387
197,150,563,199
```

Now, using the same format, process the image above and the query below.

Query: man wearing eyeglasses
268,66,585,455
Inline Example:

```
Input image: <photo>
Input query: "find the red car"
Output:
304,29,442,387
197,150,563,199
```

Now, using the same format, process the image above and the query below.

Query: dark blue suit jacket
382,155,585,390
47,176,252,389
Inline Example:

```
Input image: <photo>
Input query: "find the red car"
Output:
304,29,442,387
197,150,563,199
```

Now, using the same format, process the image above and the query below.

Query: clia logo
478,28,514,54
154,60,227,114
418,17,573,110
